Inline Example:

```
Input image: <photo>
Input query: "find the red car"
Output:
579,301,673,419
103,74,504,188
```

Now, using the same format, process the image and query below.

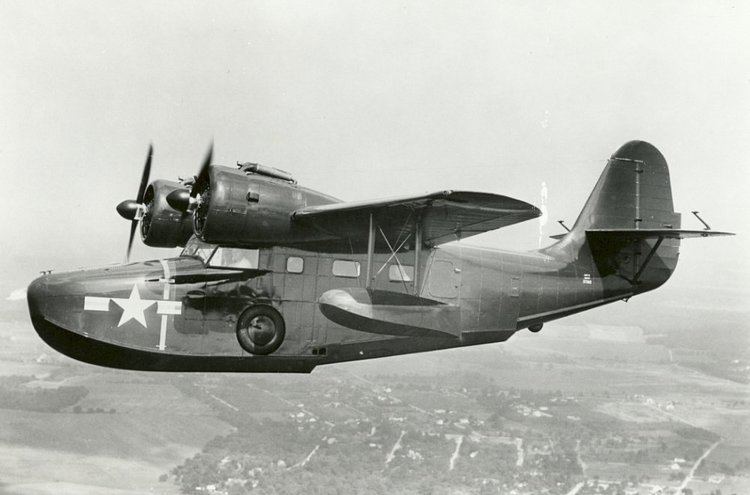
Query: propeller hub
166,189,192,212
116,200,144,221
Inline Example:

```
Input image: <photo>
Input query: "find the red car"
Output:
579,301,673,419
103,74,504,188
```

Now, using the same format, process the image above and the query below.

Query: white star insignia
111,284,156,328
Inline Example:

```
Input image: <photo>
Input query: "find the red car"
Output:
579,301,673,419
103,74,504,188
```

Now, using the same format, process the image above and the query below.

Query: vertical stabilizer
571,140,680,232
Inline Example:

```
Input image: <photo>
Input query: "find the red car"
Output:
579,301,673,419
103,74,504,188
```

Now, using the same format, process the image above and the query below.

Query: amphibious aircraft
27,140,732,372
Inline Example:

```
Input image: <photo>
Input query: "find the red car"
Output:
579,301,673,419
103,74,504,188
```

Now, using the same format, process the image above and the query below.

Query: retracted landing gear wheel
236,306,285,355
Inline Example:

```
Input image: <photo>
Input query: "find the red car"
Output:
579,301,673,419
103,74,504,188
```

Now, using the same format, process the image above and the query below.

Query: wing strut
414,214,423,295
366,213,376,288
631,236,664,284
363,211,424,296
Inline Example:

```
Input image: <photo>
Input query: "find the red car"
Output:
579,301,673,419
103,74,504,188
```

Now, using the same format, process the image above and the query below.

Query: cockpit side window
208,247,260,269
181,236,216,263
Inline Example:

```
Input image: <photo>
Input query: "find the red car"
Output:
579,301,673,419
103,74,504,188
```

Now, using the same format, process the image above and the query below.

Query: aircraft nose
27,261,172,338
26,270,88,330
27,270,94,363
27,275,49,320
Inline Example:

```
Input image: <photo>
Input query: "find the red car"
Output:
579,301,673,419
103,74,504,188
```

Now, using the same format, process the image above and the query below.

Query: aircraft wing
293,190,541,248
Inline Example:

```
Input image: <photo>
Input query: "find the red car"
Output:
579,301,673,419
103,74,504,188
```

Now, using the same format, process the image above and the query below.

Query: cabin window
389,264,414,282
286,256,304,274
209,247,259,269
332,260,360,278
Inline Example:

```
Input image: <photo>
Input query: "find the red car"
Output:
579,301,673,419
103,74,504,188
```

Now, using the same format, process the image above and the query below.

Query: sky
1,1,748,325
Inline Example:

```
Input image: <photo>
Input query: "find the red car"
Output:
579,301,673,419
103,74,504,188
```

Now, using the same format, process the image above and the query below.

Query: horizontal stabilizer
587,228,734,240
586,228,732,285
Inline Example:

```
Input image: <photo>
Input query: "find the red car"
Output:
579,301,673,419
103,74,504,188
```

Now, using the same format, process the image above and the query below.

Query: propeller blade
136,144,153,203
126,219,138,262
191,142,213,197
120,144,153,261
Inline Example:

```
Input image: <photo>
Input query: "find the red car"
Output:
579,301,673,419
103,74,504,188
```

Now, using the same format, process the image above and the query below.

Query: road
676,440,722,493
565,481,584,495
575,439,587,476
385,430,406,466
448,435,463,471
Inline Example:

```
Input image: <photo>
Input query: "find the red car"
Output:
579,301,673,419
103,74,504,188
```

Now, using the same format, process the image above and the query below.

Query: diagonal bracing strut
364,210,424,295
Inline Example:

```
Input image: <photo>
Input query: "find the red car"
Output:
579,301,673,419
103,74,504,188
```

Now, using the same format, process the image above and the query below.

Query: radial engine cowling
140,180,194,248
192,166,337,247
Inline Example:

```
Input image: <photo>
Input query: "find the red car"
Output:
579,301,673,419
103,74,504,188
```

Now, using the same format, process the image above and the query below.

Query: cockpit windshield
180,236,216,263
181,236,260,269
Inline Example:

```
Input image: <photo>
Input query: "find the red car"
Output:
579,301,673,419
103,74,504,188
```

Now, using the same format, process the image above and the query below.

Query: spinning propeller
117,144,214,262
116,145,153,262
165,143,212,212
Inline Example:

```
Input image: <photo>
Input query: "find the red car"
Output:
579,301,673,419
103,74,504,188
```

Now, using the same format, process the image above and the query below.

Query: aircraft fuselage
26,230,677,373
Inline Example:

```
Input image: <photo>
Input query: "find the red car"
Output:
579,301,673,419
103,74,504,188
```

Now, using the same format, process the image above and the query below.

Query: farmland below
0,299,748,495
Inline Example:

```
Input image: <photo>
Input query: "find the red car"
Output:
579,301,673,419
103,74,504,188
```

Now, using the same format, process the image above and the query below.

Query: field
0,304,233,495
0,300,748,494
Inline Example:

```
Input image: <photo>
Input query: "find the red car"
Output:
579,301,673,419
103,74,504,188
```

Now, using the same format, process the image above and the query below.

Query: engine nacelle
140,180,194,248
192,166,338,247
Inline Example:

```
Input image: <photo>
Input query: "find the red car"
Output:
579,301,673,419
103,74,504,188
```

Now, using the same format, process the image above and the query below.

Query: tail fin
555,141,682,290
571,140,680,233
546,140,731,293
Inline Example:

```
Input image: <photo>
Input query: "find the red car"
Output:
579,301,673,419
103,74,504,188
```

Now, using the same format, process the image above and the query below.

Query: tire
236,305,285,355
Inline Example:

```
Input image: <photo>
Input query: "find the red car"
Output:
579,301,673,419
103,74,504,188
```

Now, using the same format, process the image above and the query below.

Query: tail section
552,141,682,291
